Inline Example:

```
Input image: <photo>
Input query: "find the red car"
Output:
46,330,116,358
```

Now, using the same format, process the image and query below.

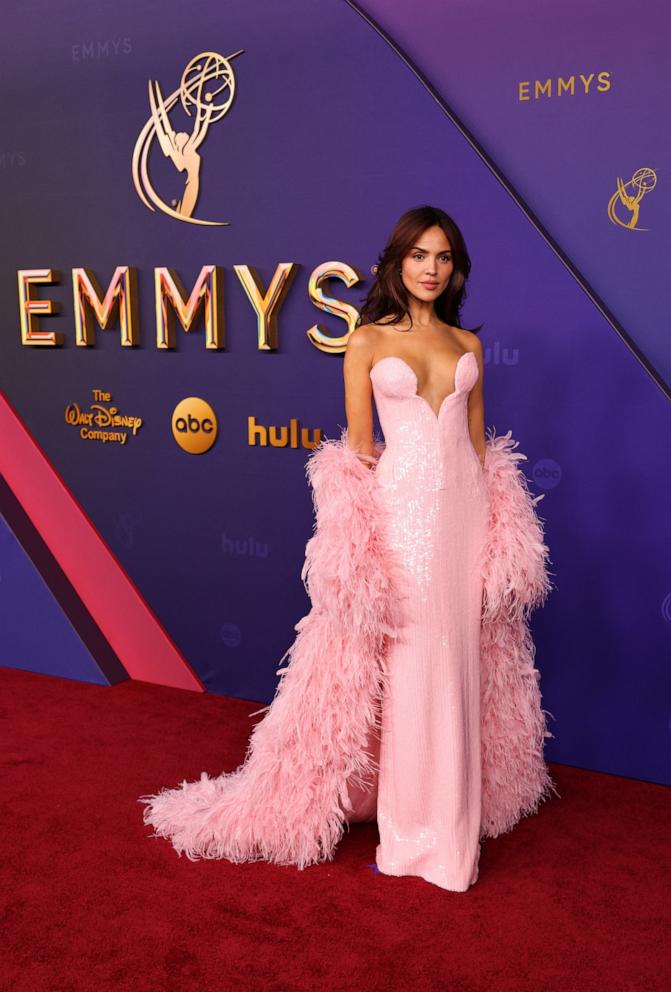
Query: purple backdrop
1,0,668,785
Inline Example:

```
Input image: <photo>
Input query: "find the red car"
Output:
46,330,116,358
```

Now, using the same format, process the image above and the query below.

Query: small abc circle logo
171,397,218,454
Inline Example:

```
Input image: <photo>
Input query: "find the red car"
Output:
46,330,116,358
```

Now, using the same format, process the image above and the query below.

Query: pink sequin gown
348,350,489,892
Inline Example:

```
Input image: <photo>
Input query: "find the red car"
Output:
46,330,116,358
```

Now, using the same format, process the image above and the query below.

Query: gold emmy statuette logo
172,397,218,454
132,49,243,226
607,167,657,231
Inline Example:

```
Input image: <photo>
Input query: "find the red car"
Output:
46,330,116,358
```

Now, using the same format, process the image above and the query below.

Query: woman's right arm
343,325,376,464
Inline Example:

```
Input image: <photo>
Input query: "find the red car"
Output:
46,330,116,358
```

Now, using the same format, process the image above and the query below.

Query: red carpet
2,664,668,992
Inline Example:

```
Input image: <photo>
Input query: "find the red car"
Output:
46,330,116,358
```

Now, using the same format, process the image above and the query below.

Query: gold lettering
597,70,611,92
154,265,224,349
518,81,530,101
535,78,552,99
307,261,362,354
557,76,575,96
580,72,595,93
18,269,63,346
234,263,298,350
72,266,139,347
247,415,320,450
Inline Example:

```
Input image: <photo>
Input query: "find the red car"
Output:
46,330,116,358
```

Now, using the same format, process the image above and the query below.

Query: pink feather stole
139,426,558,866
478,427,559,837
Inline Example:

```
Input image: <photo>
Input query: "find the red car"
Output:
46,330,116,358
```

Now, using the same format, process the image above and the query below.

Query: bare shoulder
452,325,483,356
345,322,379,361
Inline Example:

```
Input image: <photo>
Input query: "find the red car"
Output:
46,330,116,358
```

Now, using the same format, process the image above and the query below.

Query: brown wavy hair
356,205,482,334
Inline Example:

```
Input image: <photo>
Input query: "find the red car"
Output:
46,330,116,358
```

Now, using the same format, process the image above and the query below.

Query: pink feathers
139,433,407,867
480,428,553,624
479,428,559,838
139,426,556,864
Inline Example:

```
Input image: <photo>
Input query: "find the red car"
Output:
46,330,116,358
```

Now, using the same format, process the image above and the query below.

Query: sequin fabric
366,351,488,892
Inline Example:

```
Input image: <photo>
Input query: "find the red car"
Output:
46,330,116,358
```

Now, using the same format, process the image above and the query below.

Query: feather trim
139,426,557,862
480,428,554,623
479,429,559,837
139,428,408,867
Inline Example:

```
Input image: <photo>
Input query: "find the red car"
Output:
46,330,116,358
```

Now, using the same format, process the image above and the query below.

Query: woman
343,206,489,890
140,206,557,892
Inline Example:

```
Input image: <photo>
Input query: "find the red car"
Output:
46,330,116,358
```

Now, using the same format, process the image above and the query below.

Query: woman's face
400,225,454,302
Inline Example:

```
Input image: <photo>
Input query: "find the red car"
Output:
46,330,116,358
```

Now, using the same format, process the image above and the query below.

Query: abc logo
171,397,218,454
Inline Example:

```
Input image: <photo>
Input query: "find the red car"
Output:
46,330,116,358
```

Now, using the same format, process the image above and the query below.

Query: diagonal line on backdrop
0,390,205,693
345,0,670,401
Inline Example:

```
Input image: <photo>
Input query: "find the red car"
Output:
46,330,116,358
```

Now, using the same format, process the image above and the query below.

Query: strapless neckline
370,351,475,422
